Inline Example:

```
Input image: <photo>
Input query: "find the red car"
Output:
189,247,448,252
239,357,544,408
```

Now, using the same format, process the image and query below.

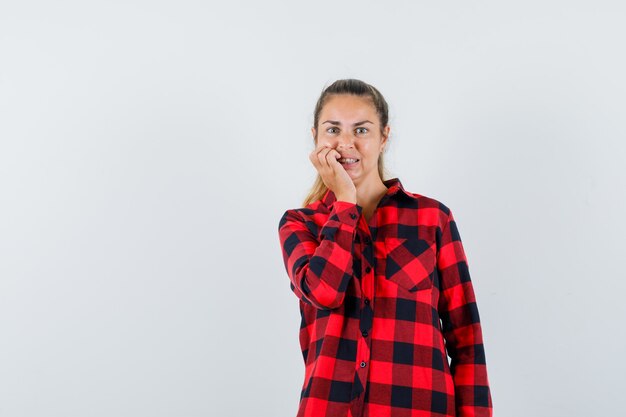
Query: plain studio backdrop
1,1,624,416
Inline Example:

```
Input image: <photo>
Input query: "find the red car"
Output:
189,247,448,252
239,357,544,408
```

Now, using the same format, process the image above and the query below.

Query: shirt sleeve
436,208,493,417
278,201,362,310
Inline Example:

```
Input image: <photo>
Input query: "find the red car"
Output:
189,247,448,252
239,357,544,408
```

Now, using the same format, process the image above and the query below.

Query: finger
310,145,329,165
317,146,334,169
325,148,342,169
309,149,320,168
310,145,331,171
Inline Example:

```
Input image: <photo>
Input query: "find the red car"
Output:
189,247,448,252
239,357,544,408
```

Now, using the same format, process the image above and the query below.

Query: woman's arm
278,201,361,310
436,207,493,417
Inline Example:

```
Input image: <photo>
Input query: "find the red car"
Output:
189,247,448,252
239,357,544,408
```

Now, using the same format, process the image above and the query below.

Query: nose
336,131,355,149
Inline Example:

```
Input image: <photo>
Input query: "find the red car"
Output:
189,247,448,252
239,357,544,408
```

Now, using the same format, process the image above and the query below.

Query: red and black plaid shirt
278,177,493,417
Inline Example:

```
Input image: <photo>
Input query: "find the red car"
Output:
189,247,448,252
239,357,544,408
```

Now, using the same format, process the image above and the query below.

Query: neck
354,174,388,208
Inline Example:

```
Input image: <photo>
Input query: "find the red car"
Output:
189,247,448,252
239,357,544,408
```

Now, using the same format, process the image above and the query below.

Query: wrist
335,194,357,204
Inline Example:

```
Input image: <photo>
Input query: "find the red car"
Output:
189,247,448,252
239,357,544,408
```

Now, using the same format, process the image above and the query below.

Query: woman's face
312,94,390,184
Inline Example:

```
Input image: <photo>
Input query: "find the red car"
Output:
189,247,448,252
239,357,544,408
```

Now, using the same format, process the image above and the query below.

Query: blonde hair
302,79,391,207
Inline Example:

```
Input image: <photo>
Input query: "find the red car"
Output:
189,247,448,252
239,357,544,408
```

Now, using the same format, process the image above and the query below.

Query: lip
339,158,360,169
337,157,360,163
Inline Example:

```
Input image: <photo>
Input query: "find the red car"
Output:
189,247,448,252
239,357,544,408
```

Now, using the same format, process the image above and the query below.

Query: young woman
278,79,493,417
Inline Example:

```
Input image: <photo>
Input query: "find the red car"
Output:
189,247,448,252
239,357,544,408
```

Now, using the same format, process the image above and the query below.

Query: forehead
320,94,377,123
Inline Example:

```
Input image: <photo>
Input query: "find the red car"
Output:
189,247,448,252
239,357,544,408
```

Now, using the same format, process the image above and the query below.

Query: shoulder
410,191,451,212
403,190,453,224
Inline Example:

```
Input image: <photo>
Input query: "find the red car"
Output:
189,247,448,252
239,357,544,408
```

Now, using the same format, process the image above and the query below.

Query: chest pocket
384,237,436,292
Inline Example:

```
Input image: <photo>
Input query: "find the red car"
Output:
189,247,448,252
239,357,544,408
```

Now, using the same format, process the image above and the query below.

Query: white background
1,1,625,416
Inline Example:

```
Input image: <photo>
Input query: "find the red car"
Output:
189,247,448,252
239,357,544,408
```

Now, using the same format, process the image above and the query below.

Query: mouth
337,157,360,165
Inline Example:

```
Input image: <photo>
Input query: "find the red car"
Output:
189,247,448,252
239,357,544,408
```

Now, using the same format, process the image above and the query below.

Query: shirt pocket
384,236,436,292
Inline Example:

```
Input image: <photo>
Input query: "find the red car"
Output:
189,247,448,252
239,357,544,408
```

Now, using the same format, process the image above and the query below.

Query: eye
355,127,369,134
326,127,339,134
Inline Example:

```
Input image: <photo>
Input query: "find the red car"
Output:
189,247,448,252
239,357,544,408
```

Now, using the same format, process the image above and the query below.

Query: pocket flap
384,237,436,292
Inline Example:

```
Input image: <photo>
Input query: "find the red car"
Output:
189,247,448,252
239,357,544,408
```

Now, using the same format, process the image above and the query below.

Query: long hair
301,79,391,207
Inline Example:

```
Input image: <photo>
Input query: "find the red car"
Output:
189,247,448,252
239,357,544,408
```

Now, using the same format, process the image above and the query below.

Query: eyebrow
322,120,374,126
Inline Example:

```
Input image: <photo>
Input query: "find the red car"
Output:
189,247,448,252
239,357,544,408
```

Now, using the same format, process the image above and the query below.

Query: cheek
357,144,375,158
318,138,335,147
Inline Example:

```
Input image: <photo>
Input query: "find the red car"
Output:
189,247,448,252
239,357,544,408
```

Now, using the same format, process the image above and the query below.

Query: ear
381,125,390,150
311,126,317,141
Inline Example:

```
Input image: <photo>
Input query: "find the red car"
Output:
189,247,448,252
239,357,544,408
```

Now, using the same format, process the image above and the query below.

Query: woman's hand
309,144,357,203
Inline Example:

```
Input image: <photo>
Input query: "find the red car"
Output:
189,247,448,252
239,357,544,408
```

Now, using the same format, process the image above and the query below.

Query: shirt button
360,361,366,368
350,213,357,219
365,266,371,273
362,330,368,337
364,298,370,305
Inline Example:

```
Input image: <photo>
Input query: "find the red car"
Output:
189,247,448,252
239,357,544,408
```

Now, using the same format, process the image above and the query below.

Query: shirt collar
321,177,416,209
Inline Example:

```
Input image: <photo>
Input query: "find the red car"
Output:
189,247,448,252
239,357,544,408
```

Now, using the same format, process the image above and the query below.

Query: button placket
357,228,374,377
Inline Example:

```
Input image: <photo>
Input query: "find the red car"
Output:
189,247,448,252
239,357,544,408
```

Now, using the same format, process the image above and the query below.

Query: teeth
339,158,359,163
